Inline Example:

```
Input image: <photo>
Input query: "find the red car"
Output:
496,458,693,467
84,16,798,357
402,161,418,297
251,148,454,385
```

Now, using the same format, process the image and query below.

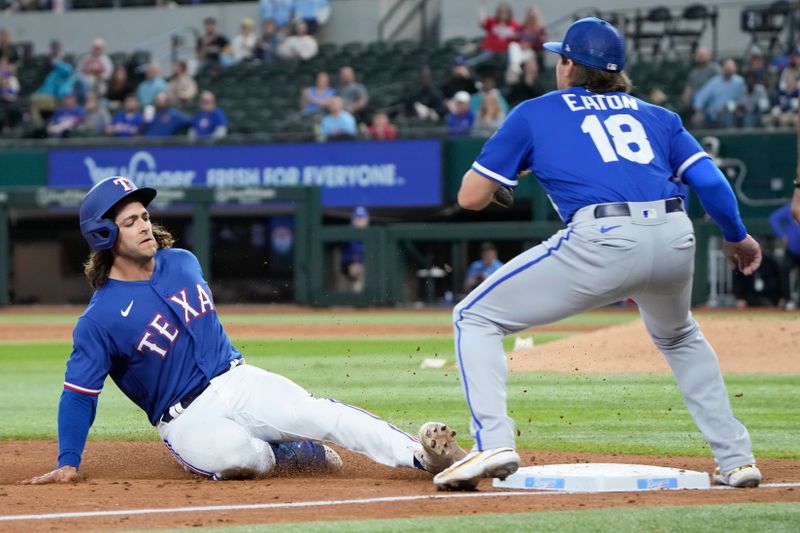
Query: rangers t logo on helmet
79,176,157,251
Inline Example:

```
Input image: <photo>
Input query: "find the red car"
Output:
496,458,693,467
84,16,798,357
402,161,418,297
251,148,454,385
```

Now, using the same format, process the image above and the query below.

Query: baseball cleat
271,441,343,473
714,464,762,488
415,422,467,475
433,448,520,490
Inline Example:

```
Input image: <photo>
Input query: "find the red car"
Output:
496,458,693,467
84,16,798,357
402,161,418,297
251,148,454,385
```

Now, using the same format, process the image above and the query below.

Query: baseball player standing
434,18,764,490
22,177,464,484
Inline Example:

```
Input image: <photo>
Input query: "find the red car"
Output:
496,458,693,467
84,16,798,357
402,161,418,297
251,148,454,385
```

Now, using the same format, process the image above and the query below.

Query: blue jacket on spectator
693,73,745,123
35,61,74,100
770,203,800,256
143,108,190,137
137,78,168,107
446,110,475,136
320,111,356,139
191,107,228,137
109,110,144,137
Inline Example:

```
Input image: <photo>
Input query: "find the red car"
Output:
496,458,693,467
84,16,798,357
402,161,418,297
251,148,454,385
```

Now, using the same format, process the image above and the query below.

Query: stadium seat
628,6,672,59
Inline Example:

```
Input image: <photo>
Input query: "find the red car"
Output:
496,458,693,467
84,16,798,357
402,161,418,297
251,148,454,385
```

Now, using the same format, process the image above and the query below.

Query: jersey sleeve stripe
471,162,519,187
64,382,102,396
676,151,710,180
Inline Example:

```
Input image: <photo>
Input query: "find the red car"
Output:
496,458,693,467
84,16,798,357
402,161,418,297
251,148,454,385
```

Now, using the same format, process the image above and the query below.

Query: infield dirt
1,309,798,531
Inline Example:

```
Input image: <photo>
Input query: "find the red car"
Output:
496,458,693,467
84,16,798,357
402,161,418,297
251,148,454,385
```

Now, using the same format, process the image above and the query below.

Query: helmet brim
101,187,157,219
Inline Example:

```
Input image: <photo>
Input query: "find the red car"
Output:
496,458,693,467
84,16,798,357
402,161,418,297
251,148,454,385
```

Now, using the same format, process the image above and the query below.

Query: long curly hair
83,224,175,289
563,55,632,94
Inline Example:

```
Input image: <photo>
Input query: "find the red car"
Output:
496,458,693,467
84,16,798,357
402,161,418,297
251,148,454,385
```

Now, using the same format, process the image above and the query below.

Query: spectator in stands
319,96,357,141
189,91,228,140
441,56,479,110
506,57,545,108
405,66,447,121
0,69,21,132
681,47,720,109
766,51,800,128
473,91,505,137
295,0,331,35
0,59,19,93
48,39,62,66
78,38,113,97
197,17,230,71
255,19,282,62
300,71,335,115
513,6,548,70
445,91,475,136
278,20,318,61
744,46,775,95
166,60,197,107
78,92,110,136
142,91,190,137
47,93,84,138
30,58,74,127
770,203,800,310
478,0,521,54
337,66,368,116
231,18,258,63
105,65,133,112
464,242,503,293
340,206,369,293
0,28,19,67
106,94,143,138
136,62,167,107
692,58,744,128
736,71,769,128
366,112,396,141
259,0,293,28
470,74,509,116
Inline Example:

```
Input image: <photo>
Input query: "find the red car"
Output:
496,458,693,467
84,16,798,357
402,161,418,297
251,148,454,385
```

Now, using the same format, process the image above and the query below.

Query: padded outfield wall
0,131,796,305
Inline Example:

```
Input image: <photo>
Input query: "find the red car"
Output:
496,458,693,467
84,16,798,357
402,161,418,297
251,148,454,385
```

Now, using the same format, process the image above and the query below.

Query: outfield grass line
2,482,799,523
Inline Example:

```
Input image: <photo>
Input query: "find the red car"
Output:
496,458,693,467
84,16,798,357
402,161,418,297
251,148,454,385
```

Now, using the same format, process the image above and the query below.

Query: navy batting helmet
543,17,626,73
79,177,157,251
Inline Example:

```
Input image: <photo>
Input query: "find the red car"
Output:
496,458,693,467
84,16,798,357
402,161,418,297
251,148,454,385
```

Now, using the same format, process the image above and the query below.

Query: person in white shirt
231,18,258,63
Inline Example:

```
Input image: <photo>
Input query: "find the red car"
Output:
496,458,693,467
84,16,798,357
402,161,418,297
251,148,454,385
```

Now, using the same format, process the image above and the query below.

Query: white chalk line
2,481,800,522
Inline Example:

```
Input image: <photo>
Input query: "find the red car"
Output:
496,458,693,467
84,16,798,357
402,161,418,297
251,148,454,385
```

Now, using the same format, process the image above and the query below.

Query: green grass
1,336,798,460
129,503,800,532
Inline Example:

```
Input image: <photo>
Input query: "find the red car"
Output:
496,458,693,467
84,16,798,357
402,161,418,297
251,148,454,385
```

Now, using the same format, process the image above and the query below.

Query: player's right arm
459,103,533,210
20,317,110,484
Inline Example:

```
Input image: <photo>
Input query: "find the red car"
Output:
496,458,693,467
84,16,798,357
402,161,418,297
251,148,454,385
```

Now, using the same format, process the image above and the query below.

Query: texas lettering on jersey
64,248,241,424
137,284,216,359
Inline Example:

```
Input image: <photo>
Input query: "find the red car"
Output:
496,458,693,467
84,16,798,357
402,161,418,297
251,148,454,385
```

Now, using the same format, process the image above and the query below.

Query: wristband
795,180,800,189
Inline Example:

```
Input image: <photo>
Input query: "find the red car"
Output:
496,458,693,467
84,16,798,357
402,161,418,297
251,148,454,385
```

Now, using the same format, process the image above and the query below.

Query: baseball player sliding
434,18,764,490
22,177,464,484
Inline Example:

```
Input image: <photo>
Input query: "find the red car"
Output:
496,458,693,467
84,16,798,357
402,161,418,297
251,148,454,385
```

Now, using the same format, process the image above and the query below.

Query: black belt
160,359,242,424
594,197,684,219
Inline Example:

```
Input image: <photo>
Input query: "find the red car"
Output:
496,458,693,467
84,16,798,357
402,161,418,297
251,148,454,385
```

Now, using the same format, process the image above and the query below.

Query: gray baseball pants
453,199,755,472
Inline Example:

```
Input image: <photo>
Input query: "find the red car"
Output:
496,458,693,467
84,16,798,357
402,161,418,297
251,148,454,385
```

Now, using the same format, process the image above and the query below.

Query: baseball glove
491,186,514,208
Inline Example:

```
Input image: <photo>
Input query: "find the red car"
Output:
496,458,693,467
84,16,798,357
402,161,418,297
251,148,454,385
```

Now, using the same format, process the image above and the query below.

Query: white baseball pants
157,364,422,479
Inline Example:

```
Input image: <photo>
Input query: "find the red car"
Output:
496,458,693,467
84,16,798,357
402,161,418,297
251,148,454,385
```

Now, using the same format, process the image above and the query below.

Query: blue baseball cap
352,206,368,218
543,17,626,73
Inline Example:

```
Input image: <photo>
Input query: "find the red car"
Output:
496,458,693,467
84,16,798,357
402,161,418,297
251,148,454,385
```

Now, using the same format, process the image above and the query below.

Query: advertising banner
48,140,442,208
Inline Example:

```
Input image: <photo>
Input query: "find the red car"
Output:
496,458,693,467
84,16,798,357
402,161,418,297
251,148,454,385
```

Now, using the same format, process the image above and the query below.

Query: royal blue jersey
191,108,228,137
472,86,709,222
108,111,143,137
63,248,241,425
